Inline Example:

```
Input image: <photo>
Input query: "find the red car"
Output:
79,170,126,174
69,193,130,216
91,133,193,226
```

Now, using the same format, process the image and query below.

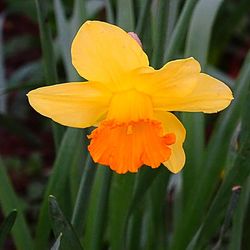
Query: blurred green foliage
0,0,250,249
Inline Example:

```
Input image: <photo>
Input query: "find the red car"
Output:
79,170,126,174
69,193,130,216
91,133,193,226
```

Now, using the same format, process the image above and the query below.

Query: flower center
87,89,176,173
107,89,154,122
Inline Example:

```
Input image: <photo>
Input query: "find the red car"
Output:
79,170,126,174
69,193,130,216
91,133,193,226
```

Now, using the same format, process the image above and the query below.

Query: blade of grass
135,0,151,37
69,132,86,211
180,112,204,204
54,0,74,80
142,200,156,250
117,0,134,30
35,0,57,84
34,128,83,250
105,0,115,23
49,196,84,250
126,204,143,250
127,167,164,215
71,154,97,235
181,0,225,210
109,173,136,250
35,0,65,149
53,0,80,81
212,186,241,250
185,0,225,66
186,52,250,249
8,60,42,88
149,170,170,249
86,1,105,19
51,233,62,250
210,0,250,64
152,0,169,68
0,14,6,114
84,167,112,250
164,0,198,61
188,57,250,249
0,210,17,248
165,0,181,46
70,0,87,31
229,178,250,250
124,167,165,248
171,48,250,250
0,158,33,250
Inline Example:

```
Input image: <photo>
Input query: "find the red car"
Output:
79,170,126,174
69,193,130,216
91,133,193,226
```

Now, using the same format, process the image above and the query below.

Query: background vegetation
0,0,250,249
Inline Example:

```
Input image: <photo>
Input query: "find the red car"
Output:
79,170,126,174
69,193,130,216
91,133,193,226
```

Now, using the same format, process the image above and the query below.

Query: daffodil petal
153,73,233,113
71,21,149,88
135,57,201,97
27,82,112,128
155,111,186,173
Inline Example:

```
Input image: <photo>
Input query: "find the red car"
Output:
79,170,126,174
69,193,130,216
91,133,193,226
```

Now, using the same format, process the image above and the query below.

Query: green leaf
35,0,65,149
185,0,225,66
53,0,80,81
0,158,33,250
135,0,151,37
148,170,171,249
51,233,62,250
182,0,225,196
229,178,250,250
49,196,84,250
109,173,135,250
180,0,223,214
84,167,112,250
0,14,6,113
35,0,57,84
165,0,182,46
127,167,164,215
212,187,241,250
164,0,198,61
8,60,42,88
152,0,169,68
126,204,143,250
171,48,250,250
181,112,204,204
71,154,97,236
117,0,135,30
0,210,17,248
70,0,87,32
124,167,168,249
35,128,83,250
86,1,105,19
186,50,250,249
105,0,115,23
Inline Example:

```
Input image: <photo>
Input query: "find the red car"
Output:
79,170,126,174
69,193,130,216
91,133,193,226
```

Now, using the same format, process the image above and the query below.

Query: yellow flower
27,21,233,174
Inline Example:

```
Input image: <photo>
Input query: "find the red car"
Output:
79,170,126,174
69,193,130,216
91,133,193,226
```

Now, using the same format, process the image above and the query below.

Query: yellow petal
71,21,149,89
27,82,112,128
152,73,233,113
135,57,201,97
154,111,186,173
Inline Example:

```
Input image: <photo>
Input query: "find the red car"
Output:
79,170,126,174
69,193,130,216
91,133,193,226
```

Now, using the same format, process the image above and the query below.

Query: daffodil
27,21,233,174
